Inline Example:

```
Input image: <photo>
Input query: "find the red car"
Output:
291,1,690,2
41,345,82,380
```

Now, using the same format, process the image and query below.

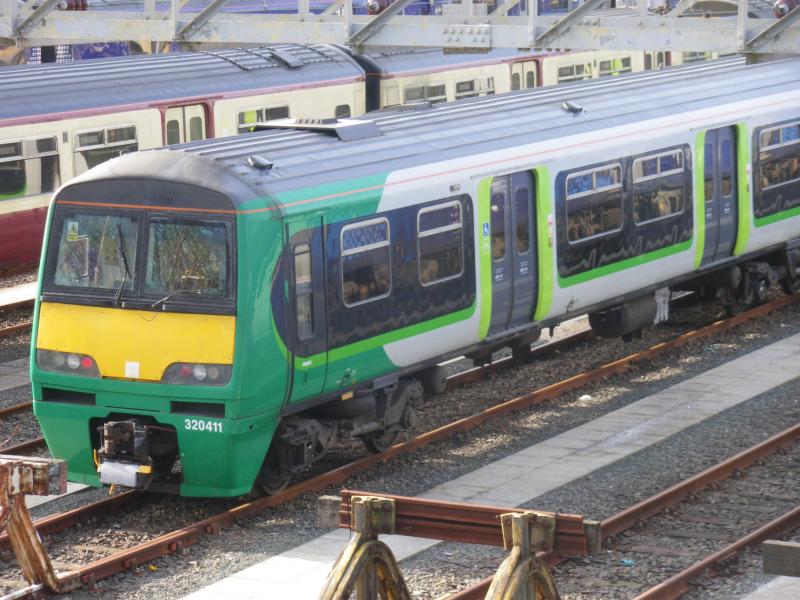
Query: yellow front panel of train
36,302,235,381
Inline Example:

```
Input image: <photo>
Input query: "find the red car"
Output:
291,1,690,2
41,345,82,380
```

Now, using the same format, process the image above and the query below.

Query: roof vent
561,101,584,115
248,155,273,170
254,118,382,142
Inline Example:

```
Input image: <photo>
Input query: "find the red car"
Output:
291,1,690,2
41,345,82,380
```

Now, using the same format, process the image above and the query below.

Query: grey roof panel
0,44,363,121
79,57,800,209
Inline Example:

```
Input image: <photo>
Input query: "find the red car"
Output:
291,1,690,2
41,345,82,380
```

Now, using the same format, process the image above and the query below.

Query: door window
704,142,715,201
720,139,734,197
490,189,506,261
294,244,314,340
514,188,531,254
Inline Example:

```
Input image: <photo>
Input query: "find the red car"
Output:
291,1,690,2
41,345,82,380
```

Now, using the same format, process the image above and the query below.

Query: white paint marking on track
182,332,800,600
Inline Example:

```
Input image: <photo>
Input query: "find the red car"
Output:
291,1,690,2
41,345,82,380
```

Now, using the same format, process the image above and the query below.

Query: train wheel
254,445,291,496
362,428,400,453
721,279,754,316
782,277,800,295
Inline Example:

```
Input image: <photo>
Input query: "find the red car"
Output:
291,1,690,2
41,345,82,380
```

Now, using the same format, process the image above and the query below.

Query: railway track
0,294,795,597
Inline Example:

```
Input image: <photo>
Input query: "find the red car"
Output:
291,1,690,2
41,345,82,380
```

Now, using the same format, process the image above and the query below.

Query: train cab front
30,160,279,497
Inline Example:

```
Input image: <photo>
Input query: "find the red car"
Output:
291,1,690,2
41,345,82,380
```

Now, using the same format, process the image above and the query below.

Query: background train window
237,105,290,133
599,57,633,77
511,73,521,91
514,188,531,254
417,201,463,286
632,150,686,224
341,218,391,307
491,188,506,260
403,84,446,104
557,63,591,83
189,117,204,142
294,244,314,340
565,164,623,242
526,71,536,89
456,80,478,99
0,136,60,199
74,126,137,175
166,120,180,145
335,104,351,118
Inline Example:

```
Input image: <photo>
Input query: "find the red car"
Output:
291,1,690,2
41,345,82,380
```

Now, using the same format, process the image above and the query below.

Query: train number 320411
184,418,223,433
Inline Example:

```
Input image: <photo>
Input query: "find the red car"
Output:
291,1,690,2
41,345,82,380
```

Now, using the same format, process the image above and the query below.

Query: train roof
346,46,551,76
67,57,800,213
0,44,363,121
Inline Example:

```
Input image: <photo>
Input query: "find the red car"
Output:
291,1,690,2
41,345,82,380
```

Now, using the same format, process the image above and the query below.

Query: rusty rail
4,295,796,596
635,505,800,599
0,437,46,455
336,490,597,557
0,322,32,338
0,401,33,419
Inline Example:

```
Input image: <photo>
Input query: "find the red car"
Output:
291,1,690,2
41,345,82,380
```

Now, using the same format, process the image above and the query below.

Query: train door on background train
285,216,328,405
702,127,739,265
488,171,538,335
165,105,207,145
510,61,537,91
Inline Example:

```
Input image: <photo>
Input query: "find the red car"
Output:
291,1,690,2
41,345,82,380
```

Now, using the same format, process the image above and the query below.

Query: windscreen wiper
150,289,201,310
113,224,133,307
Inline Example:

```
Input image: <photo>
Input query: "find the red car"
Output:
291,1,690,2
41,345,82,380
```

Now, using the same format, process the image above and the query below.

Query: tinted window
341,219,391,306
294,244,314,340
514,188,530,254
566,165,623,242
633,150,686,224
418,202,463,285
704,141,714,201
720,138,734,197
490,189,506,261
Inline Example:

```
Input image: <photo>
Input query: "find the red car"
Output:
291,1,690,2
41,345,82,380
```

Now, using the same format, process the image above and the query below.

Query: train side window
456,80,478,99
514,187,531,253
237,105,290,133
425,84,447,103
645,54,652,70
341,218,391,307
189,117,204,142
491,187,506,260
511,73,521,91
557,63,591,83
0,137,60,199
704,141,714,201
335,104,351,118
74,126,137,176
526,70,536,89
166,119,180,145
720,139,734,197
417,201,463,286
632,149,686,224
758,122,800,191
565,164,623,243
404,86,425,103
294,244,314,340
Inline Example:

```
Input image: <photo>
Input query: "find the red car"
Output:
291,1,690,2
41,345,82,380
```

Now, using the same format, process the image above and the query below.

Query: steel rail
336,489,592,555
634,505,800,599
0,401,32,418
601,421,800,539
0,437,46,455
0,322,32,337
2,294,796,595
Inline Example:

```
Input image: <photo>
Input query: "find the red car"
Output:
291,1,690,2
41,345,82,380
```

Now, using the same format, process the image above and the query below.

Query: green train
31,57,800,496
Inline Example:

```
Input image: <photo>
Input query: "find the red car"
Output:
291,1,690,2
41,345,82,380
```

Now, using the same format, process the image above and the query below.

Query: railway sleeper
256,380,424,495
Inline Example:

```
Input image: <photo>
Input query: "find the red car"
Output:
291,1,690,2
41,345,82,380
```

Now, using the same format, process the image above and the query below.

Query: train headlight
36,349,100,377
161,363,231,386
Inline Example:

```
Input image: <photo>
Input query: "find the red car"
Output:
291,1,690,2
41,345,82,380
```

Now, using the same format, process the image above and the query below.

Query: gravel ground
27,294,800,600
0,269,37,289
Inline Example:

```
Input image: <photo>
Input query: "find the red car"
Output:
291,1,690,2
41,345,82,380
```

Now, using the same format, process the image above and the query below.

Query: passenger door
165,105,207,145
488,171,538,335
702,127,739,265
285,216,328,404
511,61,537,91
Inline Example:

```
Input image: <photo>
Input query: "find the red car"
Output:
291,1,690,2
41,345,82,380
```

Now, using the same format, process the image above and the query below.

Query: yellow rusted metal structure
0,455,80,593
484,512,560,600
319,496,412,600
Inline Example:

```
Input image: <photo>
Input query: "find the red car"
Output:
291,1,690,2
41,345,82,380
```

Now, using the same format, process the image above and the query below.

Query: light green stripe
733,122,751,256
533,165,554,321
558,239,693,288
326,304,475,363
754,205,800,227
477,177,493,339
694,131,707,269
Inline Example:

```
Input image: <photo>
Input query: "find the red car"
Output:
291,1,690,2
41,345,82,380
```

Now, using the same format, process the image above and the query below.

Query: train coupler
96,420,155,489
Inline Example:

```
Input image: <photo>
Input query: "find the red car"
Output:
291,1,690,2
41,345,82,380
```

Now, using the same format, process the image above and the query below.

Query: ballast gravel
33,294,800,600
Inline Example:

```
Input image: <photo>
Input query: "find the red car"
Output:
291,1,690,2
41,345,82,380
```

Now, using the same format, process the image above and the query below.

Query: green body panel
694,131,707,269
272,172,388,222
533,166,554,321
477,177,492,339
733,122,752,255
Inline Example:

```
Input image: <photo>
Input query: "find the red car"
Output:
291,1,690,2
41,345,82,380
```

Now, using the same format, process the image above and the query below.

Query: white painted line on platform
183,332,800,600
